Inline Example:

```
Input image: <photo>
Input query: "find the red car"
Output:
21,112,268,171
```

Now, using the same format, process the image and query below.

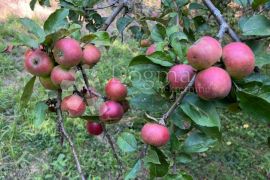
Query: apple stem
56,89,86,180
202,0,240,42
77,64,106,100
159,74,196,124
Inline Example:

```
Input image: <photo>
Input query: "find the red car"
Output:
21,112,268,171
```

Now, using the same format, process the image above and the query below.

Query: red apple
39,76,59,90
187,36,222,70
141,123,170,147
105,78,127,101
86,121,103,136
61,94,86,117
82,44,101,67
146,44,156,56
50,65,76,88
222,42,255,79
52,38,82,68
195,67,232,100
99,101,124,123
24,49,54,77
168,64,195,89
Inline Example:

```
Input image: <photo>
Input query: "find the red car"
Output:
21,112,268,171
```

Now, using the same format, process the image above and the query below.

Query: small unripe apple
187,36,222,70
99,101,124,123
120,99,130,113
50,65,76,88
52,38,82,68
86,121,103,136
195,67,232,100
82,44,101,67
141,123,170,147
39,76,59,90
222,42,255,79
61,94,86,117
24,49,54,77
168,64,195,89
146,44,156,56
105,78,127,101
140,39,151,47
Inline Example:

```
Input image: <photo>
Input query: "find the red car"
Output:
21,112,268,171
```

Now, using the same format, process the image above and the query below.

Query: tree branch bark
56,89,86,180
202,0,241,42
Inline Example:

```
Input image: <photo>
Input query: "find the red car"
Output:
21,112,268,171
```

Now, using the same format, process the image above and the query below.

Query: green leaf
255,52,270,68
44,9,69,33
181,94,221,128
170,133,181,151
129,55,153,66
117,16,133,33
20,18,45,42
147,51,174,67
164,173,193,180
242,15,270,36
34,101,48,128
183,132,217,153
166,25,179,38
20,76,36,106
176,153,192,164
129,26,143,40
169,31,188,58
124,160,141,180
117,132,137,152
151,24,166,42
80,34,97,43
30,0,38,10
144,148,160,164
18,35,39,48
149,147,169,178
79,116,100,121
236,90,270,122
91,31,111,46
252,0,268,9
189,2,206,10
235,0,249,7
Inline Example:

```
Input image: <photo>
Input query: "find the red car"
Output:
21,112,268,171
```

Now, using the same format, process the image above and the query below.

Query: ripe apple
82,44,101,67
141,123,170,147
99,101,124,123
39,76,59,90
146,44,156,56
61,94,86,117
168,64,195,89
222,42,255,79
140,39,151,47
24,48,33,59
195,67,232,100
187,36,222,70
52,38,82,68
50,65,76,88
86,121,103,136
24,49,54,77
105,78,127,101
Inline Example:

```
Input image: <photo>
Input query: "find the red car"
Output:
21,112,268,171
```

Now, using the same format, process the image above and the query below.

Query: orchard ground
0,17,269,179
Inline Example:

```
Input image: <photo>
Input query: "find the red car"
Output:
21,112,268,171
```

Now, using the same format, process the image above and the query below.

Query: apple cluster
24,37,129,137
141,36,255,147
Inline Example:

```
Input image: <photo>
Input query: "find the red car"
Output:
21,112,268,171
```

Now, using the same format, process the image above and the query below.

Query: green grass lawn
0,17,269,179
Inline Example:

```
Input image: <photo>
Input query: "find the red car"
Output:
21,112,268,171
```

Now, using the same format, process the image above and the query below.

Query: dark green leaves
151,24,166,42
44,9,69,33
117,16,133,34
236,90,270,122
34,101,48,128
149,147,169,178
117,132,137,153
183,132,217,153
241,15,270,36
30,0,38,10
124,160,141,180
20,76,36,106
129,52,173,67
252,0,269,9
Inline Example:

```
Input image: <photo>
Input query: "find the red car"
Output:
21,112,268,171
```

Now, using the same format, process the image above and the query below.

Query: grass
0,17,269,179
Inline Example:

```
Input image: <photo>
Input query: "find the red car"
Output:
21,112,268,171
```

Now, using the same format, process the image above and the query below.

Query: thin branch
77,64,105,100
85,1,118,11
100,1,127,31
56,89,86,180
202,0,241,42
159,75,196,124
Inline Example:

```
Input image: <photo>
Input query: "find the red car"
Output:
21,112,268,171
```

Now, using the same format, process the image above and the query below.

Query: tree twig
159,75,196,125
202,0,241,42
77,64,105,100
100,1,127,31
85,1,118,11
56,89,86,180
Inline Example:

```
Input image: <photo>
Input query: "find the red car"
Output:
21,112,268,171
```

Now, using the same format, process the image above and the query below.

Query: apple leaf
20,76,36,106
117,132,137,153
149,147,169,178
44,9,69,34
34,101,48,128
124,160,141,180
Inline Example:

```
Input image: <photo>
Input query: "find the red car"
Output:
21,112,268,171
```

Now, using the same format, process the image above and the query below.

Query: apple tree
19,0,270,179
